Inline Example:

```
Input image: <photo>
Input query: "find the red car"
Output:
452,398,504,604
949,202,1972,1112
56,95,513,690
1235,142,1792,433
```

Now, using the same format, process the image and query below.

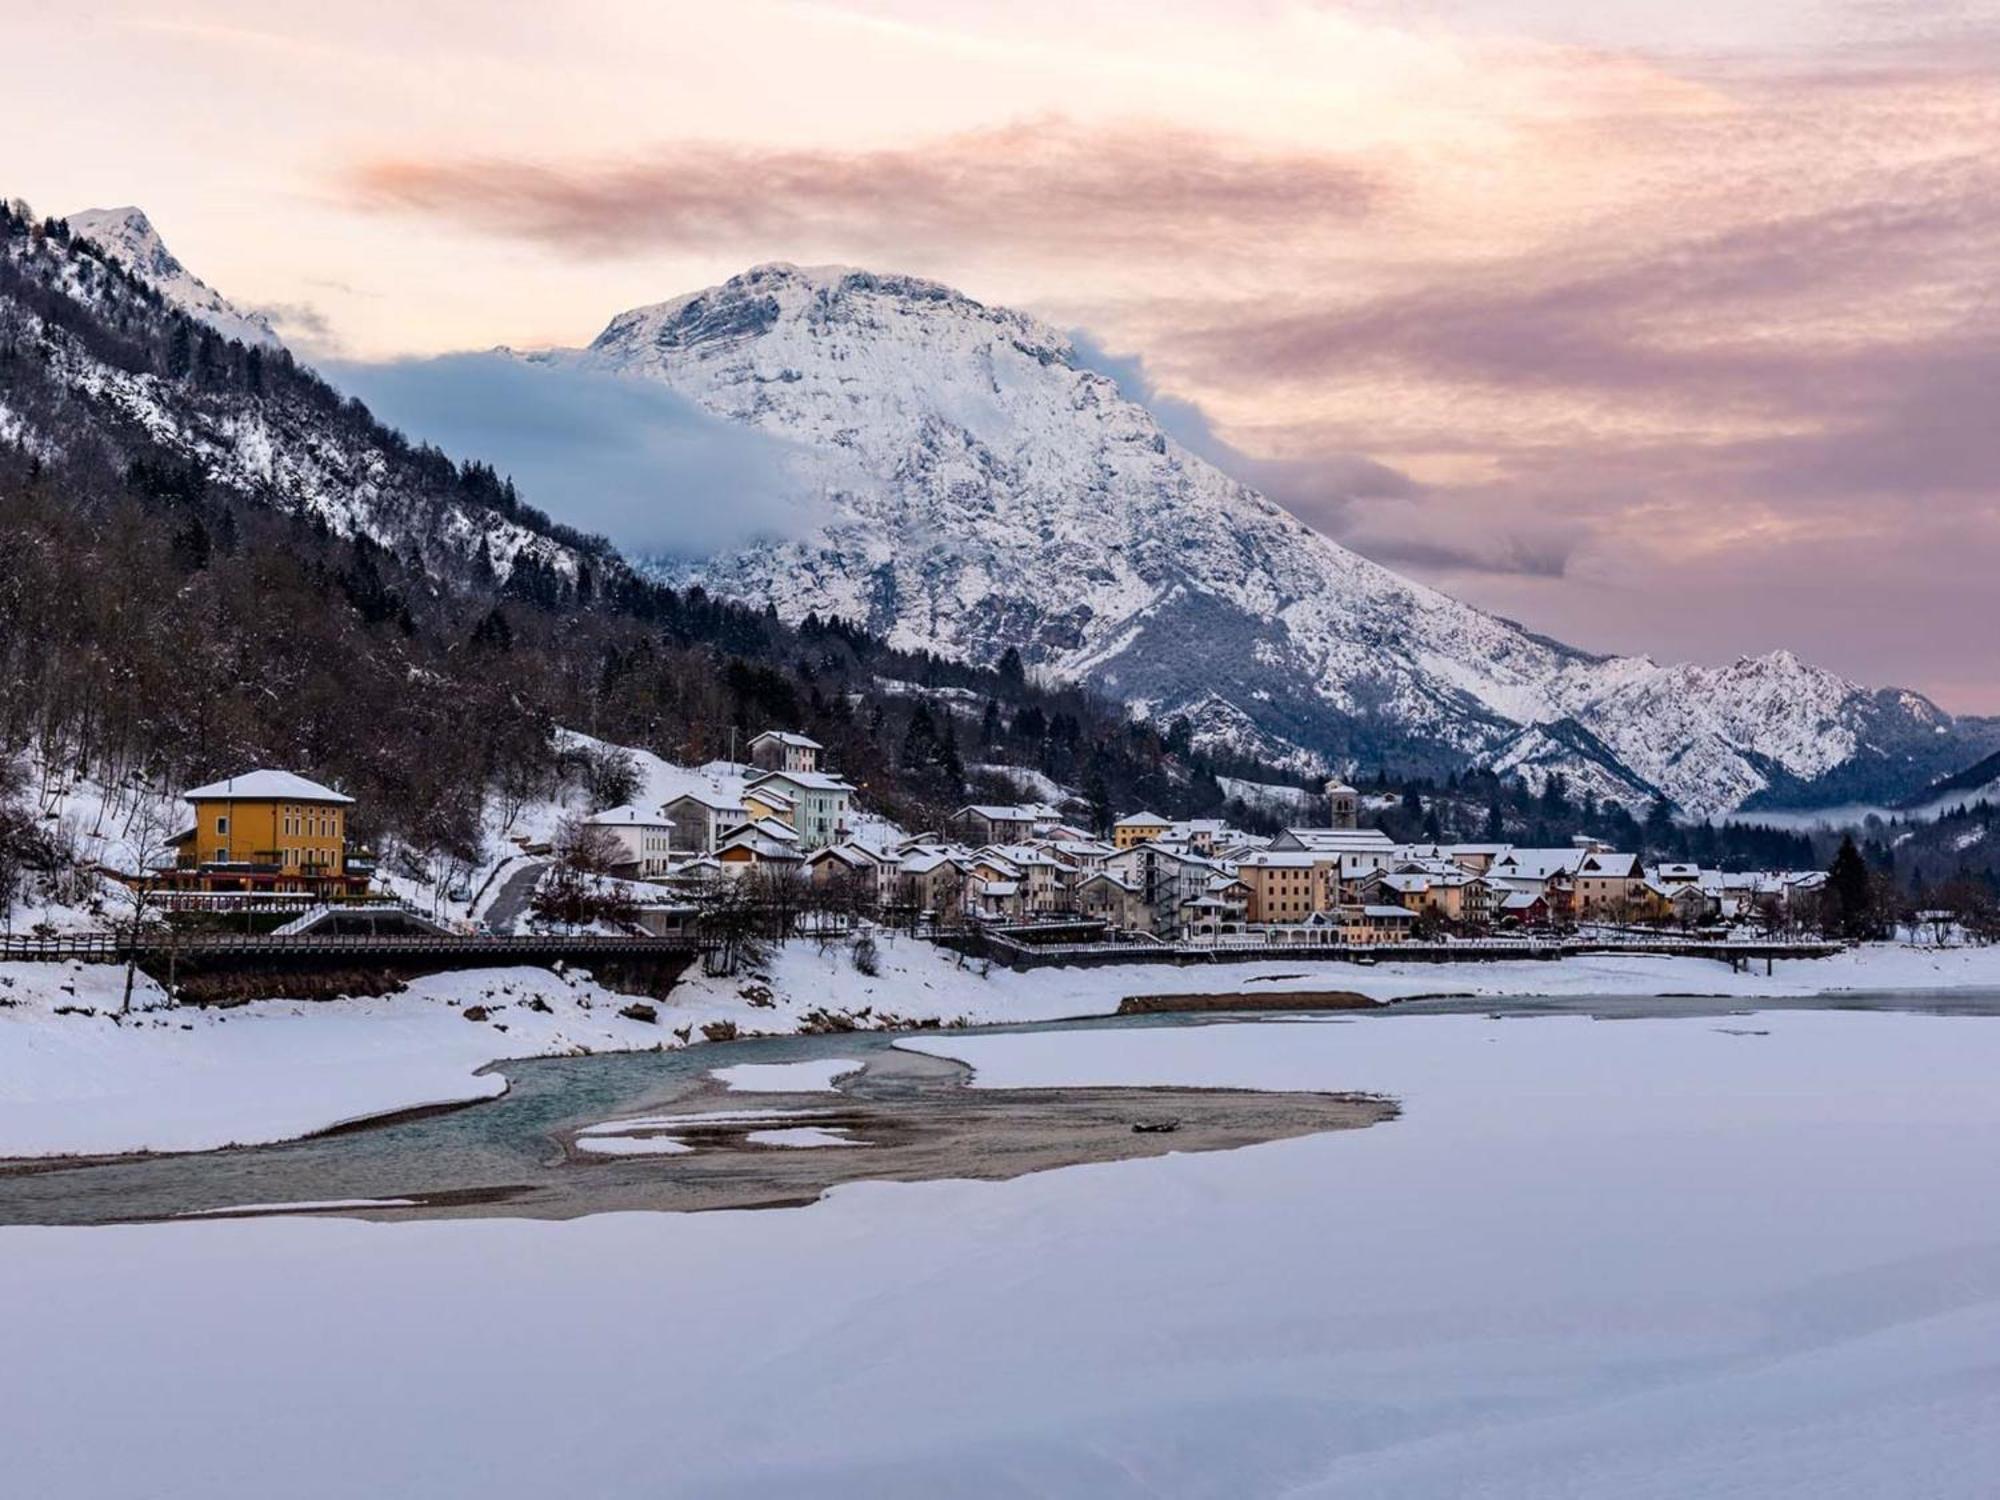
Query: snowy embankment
4,939,1999,1159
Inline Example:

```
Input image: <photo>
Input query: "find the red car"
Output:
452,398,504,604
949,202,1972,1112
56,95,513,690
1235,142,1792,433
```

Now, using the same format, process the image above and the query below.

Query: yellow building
167,769,366,895
1112,811,1171,850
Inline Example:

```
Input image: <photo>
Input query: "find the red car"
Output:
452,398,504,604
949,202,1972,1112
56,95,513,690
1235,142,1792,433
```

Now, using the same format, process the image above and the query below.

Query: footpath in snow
2,939,1998,1158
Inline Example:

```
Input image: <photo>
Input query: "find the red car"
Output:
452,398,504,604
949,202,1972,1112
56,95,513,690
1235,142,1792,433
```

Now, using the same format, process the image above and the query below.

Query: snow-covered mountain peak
554,262,1973,816
584,260,1074,380
66,205,281,350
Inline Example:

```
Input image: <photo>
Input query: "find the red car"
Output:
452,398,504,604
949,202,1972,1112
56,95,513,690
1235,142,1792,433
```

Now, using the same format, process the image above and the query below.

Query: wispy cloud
345,117,1382,262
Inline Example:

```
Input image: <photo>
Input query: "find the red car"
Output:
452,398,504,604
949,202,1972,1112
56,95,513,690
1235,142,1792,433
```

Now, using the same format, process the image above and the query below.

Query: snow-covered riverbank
7,1004,2000,1498
3,939,1998,1158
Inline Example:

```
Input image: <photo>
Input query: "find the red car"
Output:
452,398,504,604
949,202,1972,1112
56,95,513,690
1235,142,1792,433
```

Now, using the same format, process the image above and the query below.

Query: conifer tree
1827,835,1875,939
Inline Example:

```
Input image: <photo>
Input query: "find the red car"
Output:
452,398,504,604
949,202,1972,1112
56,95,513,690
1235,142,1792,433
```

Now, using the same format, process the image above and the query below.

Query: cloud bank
327,353,815,560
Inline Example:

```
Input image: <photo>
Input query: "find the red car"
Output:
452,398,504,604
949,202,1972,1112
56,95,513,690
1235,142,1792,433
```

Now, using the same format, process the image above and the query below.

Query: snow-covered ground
6,1005,2000,1497
4,939,2000,1159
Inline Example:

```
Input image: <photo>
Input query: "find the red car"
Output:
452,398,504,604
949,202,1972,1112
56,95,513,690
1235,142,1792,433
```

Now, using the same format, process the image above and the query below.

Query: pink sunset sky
15,1,2000,709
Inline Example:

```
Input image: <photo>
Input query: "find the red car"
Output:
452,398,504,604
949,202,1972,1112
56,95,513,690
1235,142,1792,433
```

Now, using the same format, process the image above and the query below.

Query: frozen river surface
5,1001,1999,1497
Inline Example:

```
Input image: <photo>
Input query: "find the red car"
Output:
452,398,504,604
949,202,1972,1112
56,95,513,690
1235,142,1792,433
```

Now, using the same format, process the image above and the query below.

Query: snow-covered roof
663,789,748,814
183,770,352,805
586,804,674,828
1577,852,1640,877
1275,828,1398,853
750,770,856,794
984,844,1066,867
1121,843,1217,869
1490,849,1586,879
1240,851,1323,869
1077,872,1138,892
958,804,1042,822
717,830,804,861
1114,810,1170,828
750,730,823,750
1361,904,1417,919
1375,873,1431,892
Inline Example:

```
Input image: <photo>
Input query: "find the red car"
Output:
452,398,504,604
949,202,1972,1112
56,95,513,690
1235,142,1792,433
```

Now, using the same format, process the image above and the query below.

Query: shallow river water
5,990,1993,1227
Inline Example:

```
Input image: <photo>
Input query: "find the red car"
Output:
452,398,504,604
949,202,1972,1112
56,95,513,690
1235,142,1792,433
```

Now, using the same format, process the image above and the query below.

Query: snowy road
479,859,547,933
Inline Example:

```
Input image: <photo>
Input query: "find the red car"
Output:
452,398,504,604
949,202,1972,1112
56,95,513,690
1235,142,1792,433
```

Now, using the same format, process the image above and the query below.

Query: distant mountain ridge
38,216,1988,819
542,263,1992,817
13,205,601,591
66,207,283,350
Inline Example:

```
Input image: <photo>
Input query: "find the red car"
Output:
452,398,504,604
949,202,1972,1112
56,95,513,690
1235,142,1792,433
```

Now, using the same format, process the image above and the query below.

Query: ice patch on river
571,1135,695,1157
742,1127,863,1148
712,1058,862,1093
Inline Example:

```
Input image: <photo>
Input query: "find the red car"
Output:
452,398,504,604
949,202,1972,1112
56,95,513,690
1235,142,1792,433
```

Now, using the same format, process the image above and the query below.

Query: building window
216,815,229,835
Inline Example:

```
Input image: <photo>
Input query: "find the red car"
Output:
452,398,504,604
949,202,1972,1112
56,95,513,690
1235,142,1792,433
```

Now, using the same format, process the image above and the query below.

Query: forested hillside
0,197,1314,895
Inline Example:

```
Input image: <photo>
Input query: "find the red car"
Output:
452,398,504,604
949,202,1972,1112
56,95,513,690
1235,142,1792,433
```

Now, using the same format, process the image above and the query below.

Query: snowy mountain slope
67,207,281,349
2,210,594,589
553,263,1986,817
